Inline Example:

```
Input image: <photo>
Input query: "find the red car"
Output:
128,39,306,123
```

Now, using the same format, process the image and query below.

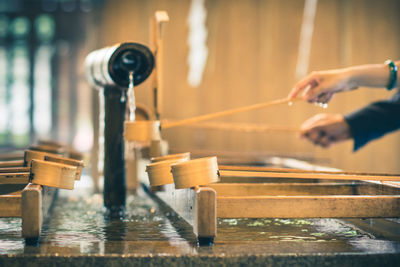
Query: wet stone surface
1,186,400,266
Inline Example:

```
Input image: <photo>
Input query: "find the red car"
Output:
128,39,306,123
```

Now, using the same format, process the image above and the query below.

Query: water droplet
315,102,328,109
120,93,126,103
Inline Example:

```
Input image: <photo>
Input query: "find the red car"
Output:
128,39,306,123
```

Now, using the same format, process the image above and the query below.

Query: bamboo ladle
125,97,299,141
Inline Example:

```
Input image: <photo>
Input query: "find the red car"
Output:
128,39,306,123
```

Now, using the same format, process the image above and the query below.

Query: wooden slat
44,155,84,180
31,159,76,189
0,167,30,173
29,144,65,155
207,183,400,196
220,170,400,182
219,174,328,183
0,152,24,161
0,160,25,168
22,183,42,238
0,173,30,184
0,194,21,217
220,176,325,184
217,195,400,218
219,165,400,178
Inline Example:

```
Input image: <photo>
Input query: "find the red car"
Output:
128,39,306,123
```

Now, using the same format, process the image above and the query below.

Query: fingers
301,128,335,148
300,113,351,148
318,134,335,148
312,92,333,104
303,85,334,104
289,75,329,103
288,74,320,100
289,70,344,104
299,113,349,148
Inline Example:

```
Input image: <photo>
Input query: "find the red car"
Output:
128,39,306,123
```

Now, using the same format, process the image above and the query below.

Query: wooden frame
0,145,79,241
0,183,57,241
145,165,400,244
213,182,400,218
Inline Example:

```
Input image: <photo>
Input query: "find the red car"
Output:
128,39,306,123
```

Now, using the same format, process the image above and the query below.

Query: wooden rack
0,182,57,242
145,163,400,244
0,144,83,242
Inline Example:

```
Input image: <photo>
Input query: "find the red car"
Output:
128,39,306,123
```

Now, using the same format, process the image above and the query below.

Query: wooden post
195,186,217,245
103,86,126,213
150,11,169,120
125,142,140,191
21,184,42,240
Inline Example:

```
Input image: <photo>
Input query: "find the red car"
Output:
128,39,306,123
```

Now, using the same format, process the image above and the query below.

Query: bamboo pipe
162,97,297,129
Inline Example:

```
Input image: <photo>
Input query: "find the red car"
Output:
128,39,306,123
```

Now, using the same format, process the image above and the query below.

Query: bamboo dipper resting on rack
124,97,300,142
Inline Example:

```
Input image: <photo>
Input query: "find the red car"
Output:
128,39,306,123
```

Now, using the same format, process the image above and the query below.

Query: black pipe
103,86,126,215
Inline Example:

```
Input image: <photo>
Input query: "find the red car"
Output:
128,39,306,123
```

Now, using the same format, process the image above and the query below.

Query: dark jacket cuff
344,91,400,152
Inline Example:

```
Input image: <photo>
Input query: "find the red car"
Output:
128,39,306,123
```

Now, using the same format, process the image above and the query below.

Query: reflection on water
36,188,197,254
1,187,400,256
0,218,24,254
217,218,364,242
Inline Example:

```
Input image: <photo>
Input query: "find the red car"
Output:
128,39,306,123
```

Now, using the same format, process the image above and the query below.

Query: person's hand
300,113,352,148
289,69,357,103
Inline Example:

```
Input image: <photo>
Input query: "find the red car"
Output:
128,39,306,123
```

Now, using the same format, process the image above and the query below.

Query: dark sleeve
344,90,400,151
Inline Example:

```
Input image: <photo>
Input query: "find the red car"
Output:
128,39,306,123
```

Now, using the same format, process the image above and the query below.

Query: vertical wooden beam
195,186,217,245
150,11,169,120
21,183,42,239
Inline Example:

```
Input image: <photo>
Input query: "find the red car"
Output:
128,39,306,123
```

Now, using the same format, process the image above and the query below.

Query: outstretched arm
288,61,399,103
